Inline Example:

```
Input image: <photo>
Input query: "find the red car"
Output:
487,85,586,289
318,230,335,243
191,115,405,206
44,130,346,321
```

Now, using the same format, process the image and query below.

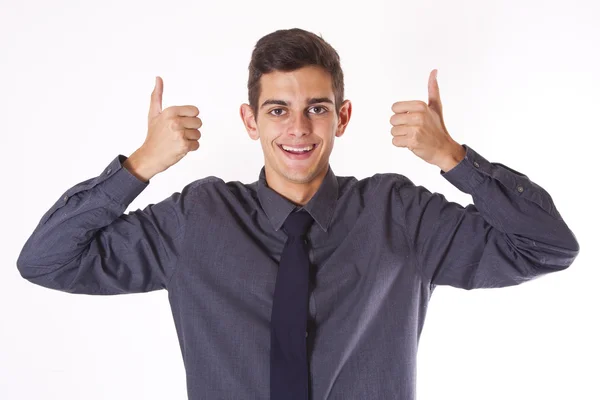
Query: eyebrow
260,97,334,109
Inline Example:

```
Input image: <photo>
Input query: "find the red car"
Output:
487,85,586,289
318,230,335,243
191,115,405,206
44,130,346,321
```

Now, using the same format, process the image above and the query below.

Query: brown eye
269,108,285,116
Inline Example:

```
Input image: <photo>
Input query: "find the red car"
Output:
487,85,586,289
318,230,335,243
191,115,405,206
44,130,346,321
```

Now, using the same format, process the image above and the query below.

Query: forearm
16,155,149,293
441,145,579,279
403,143,580,289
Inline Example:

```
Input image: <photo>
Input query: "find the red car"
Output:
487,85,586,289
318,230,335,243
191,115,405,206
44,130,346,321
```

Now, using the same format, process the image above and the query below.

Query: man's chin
267,158,322,185
279,165,318,183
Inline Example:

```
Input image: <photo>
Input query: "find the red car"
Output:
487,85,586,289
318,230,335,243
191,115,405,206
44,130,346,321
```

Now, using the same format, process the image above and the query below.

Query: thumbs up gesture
389,69,465,172
127,76,203,181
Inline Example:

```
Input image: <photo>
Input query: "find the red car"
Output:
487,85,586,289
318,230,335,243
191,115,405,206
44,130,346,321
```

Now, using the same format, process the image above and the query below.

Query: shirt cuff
440,143,518,195
439,144,481,193
438,143,561,219
95,154,149,205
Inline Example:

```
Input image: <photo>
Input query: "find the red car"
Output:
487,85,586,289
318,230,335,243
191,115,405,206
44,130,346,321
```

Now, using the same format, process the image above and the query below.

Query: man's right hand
124,76,203,182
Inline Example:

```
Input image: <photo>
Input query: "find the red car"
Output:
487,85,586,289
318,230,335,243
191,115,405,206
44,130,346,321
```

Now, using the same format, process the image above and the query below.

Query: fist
141,76,203,175
389,69,458,167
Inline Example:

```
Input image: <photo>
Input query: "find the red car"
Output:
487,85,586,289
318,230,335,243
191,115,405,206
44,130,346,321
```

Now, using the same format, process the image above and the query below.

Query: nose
286,112,311,137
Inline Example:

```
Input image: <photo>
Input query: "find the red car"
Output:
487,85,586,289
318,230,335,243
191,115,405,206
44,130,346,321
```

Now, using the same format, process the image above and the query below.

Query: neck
265,164,328,207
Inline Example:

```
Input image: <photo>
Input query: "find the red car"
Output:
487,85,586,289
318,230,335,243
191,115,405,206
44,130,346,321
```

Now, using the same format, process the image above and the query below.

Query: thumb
427,69,443,117
148,76,163,120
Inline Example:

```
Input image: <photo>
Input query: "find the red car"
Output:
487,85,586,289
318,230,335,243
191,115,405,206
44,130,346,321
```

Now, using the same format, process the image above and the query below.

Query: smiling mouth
278,144,318,154
277,143,319,161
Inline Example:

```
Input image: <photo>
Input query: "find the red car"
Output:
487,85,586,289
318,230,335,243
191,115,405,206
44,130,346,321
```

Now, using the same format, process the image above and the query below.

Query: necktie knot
283,210,314,238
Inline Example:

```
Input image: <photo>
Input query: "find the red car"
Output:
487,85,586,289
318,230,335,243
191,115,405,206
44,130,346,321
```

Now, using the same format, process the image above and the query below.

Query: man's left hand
389,69,465,172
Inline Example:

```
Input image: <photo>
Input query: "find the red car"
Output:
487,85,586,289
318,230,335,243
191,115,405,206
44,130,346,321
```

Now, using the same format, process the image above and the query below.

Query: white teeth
282,144,315,153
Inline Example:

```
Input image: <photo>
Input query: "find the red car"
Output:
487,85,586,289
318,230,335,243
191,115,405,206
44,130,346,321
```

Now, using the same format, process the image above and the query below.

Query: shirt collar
257,164,339,233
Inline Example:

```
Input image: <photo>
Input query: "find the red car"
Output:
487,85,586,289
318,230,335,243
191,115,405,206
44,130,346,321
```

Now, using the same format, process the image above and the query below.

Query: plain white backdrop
1,0,598,399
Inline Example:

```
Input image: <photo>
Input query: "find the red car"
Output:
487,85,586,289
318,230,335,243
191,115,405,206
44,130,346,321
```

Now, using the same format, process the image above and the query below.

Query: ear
335,99,352,138
240,103,259,140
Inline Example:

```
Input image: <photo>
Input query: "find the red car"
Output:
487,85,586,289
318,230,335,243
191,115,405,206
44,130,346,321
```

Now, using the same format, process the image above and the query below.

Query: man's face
240,65,351,187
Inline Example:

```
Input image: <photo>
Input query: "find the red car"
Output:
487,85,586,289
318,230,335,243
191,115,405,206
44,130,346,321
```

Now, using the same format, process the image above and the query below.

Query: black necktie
270,209,314,400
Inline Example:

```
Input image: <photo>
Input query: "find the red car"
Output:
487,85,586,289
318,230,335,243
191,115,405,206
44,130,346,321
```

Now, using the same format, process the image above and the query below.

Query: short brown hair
247,28,345,120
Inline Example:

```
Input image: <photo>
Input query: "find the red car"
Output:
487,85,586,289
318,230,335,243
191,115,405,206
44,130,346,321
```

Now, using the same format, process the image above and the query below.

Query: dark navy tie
270,209,314,400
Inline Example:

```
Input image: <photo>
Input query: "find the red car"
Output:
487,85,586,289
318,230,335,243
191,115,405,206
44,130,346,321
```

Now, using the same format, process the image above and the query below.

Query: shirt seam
165,226,185,290
400,207,432,289
394,176,432,289
164,178,220,289
93,184,180,291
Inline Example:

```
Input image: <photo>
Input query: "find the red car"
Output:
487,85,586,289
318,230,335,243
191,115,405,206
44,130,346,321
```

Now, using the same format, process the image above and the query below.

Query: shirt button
517,185,524,193
63,195,68,201
473,161,480,168
106,168,111,175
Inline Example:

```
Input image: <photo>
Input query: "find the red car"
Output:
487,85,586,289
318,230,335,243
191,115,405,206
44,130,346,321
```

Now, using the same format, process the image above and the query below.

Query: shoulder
187,175,224,191
367,173,435,208
370,172,419,193
177,175,260,213
160,176,224,216
334,173,422,208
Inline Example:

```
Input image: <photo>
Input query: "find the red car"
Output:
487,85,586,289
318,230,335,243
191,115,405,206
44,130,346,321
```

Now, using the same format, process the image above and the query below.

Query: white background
1,0,598,399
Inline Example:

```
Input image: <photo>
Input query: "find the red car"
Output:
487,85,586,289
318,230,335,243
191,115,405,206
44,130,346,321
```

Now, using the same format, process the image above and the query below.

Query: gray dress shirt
16,144,580,400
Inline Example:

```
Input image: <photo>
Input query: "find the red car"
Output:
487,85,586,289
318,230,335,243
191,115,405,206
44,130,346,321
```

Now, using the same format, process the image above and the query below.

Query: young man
17,28,579,400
